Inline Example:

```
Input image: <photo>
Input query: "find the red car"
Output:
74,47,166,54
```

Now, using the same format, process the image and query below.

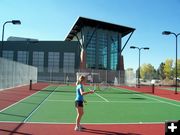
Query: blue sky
0,0,180,70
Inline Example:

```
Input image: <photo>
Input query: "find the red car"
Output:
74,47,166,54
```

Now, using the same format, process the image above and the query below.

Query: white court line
94,93,109,102
135,93,180,107
23,86,58,122
88,88,109,102
47,99,158,104
0,120,164,125
112,87,180,107
26,121,164,125
0,85,50,112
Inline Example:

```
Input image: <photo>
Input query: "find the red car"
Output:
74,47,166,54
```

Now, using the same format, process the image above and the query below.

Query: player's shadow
82,128,141,135
0,122,32,135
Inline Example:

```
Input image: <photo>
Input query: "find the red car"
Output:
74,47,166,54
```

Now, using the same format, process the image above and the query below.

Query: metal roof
65,17,135,41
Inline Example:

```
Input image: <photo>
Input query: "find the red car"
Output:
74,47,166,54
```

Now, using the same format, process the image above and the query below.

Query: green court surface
0,85,180,124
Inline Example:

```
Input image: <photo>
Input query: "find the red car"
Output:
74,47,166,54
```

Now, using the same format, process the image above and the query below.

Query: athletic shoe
74,126,82,131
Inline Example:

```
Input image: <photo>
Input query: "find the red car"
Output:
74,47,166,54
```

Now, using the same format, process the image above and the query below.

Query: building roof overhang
65,17,135,41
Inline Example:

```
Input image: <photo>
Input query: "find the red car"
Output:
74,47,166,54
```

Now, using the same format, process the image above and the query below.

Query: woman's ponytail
76,75,85,85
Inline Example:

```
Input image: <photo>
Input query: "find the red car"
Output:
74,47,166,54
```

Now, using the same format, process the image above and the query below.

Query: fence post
152,84,155,94
29,80,32,90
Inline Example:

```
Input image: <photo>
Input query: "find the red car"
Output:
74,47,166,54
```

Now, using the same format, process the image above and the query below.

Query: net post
152,84,155,94
29,80,32,90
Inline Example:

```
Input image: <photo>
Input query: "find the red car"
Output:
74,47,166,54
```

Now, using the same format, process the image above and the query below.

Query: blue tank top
75,84,84,101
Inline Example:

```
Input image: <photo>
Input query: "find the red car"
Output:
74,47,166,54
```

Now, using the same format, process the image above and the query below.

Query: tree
157,62,165,80
177,59,180,78
172,59,180,78
140,63,156,80
163,59,173,80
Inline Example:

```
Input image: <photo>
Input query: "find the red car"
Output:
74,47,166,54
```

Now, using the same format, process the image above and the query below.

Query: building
66,17,135,70
0,17,135,84
1,41,80,82
65,17,135,83
7,36,39,42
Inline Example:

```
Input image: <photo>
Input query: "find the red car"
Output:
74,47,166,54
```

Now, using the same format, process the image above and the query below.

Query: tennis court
160,86,180,91
0,85,179,125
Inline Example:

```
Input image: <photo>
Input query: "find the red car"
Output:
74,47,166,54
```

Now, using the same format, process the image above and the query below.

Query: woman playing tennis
74,75,94,131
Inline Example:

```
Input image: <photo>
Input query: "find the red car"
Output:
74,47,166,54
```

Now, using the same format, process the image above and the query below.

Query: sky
0,0,180,71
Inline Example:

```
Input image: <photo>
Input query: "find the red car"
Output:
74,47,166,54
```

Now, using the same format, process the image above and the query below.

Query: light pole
162,31,180,94
1,20,21,57
130,46,150,88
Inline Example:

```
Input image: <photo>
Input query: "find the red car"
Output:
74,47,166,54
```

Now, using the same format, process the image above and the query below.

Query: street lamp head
130,46,136,49
12,20,21,25
162,31,171,35
143,47,150,50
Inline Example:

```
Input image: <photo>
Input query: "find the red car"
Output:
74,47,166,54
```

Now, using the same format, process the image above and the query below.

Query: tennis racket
89,82,110,92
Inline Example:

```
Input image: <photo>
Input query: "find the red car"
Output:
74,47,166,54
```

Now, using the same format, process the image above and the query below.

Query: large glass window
110,35,118,70
17,51,28,64
98,32,108,69
48,52,60,73
86,33,96,68
2,50,14,60
33,51,44,72
63,52,75,73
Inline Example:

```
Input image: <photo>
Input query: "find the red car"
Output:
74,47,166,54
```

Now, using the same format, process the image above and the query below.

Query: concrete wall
0,57,37,90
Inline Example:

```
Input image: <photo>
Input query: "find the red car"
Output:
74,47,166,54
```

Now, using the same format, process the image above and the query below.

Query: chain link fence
37,68,136,86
